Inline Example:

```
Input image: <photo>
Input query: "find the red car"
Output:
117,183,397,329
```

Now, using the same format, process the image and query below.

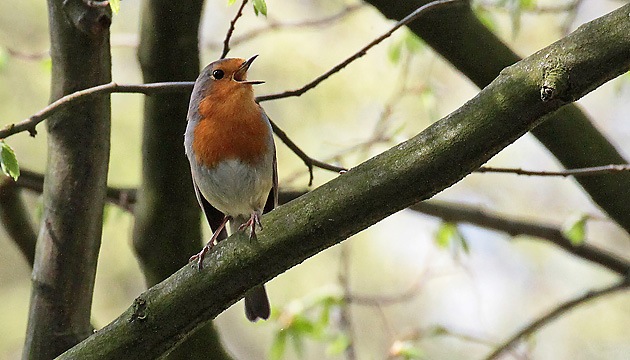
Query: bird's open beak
235,55,265,85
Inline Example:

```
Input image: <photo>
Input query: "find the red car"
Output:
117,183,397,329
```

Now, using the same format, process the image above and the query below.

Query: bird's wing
192,177,228,242
261,106,278,215
263,150,278,214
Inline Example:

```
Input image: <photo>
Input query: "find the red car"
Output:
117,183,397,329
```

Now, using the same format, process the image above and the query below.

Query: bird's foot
189,242,212,270
239,211,262,241
190,215,230,270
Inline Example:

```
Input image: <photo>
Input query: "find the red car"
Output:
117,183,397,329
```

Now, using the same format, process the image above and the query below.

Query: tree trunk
22,0,112,359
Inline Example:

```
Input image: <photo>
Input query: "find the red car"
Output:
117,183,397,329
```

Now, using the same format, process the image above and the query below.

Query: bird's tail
230,216,271,322
244,285,270,322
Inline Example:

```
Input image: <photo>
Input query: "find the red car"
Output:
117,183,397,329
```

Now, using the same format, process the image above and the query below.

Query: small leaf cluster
270,291,347,359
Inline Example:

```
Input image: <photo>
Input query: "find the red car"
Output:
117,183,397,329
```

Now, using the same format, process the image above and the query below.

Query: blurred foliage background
1,0,630,359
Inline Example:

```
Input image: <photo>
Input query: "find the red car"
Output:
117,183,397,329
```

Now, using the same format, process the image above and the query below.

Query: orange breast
192,87,270,168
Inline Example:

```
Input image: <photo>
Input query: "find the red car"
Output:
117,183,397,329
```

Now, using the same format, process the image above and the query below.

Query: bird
184,55,277,322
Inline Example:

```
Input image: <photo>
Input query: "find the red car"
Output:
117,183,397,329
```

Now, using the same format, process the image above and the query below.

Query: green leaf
435,222,457,248
291,315,317,337
458,230,470,254
472,6,497,32
1,141,20,180
388,39,403,64
391,341,425,360
399,344,425,359
435,222,469,253
228,0,237,4
109,0,120,13
290,332,305,358
270,330,288,360
326,334,350,355
519,0,536,10
253,0,267,16
404,32,423,54
40,58,52,72
562,214,588,246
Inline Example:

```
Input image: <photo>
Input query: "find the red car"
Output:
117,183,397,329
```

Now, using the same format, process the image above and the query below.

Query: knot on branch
63,0,112,37
129,296,148,322
541,65,570,102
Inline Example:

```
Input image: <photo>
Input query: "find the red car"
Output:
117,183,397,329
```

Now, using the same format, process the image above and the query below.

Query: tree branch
0,81,193,139
255,0,463,102
208,4,363,49
56,6,630,358
269,120,346,186
22,0,112,358
484,280,630,360
0,178,37,267
220,0,248,59
364,0,630,237
14,170,630,278
475,164,630,177
410,201,630,276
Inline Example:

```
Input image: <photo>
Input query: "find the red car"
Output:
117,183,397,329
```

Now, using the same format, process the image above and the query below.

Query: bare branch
220,0,249,59
5,47,50,61
0,81,194,139
0,177,37,266
15,169,630,277
209,4,363,49
411,200,630,276
484,280,630,360
269,120,347,186
2,83,343,182
255,0,463,102
347,275,428,306
338,242,356,360
475,164,630,177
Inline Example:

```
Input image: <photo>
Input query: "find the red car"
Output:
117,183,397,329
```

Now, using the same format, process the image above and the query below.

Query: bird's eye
212,69,224,80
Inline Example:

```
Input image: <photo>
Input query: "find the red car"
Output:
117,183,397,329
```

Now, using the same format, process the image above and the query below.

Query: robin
184,55,277,322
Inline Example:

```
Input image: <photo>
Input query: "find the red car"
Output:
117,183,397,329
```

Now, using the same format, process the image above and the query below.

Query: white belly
191,158,273,218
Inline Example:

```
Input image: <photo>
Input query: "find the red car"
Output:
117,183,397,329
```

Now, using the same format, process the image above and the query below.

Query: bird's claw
189,243,210,270
239,211,262,242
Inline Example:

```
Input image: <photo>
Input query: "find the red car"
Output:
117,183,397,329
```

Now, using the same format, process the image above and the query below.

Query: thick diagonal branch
22,0,112,359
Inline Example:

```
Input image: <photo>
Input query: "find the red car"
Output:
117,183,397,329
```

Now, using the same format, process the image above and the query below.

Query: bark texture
22,0,112,359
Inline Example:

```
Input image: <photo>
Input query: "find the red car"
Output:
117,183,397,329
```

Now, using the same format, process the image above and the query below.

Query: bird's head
196,55,264,101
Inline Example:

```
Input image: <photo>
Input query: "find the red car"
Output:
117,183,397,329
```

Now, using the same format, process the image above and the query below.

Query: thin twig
6,48,50,61
338,242,356,360
210,4,363,49
15,169,137,211
346,276,428,306
2,82,343,180
411,200,630,276
221,0,249,59
255,0,463,102
484,280,630,360
280,54,420,186
269,120,347,186
475,164,630,177
0,81,194,139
